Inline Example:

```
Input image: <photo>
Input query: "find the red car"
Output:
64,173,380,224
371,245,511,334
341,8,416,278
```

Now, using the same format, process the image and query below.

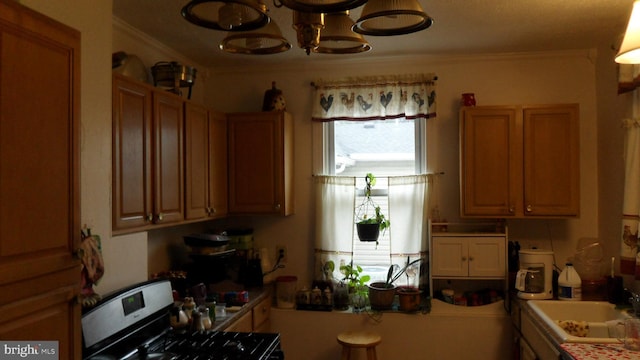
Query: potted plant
368,257,423,311
355,173,390,243
339,261,371,312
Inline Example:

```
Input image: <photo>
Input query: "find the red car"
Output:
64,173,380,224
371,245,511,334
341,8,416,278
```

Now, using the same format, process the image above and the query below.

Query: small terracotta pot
397,286,422,312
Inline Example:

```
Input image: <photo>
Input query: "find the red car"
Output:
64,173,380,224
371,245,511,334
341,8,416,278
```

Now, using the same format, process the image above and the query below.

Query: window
322,118,427,283
311,73,436,288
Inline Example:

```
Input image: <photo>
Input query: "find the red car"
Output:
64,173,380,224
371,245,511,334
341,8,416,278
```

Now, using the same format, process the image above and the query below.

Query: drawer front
252,296,271,330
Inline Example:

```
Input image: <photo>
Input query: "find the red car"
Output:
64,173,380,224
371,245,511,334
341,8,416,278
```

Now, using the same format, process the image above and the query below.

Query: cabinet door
228,111,293,215
0,0,81,357
225,311,253,332
153,92,184,224
209,111,228,218
112,75,153,229
184,102,210,220
468,237,506,277
431,237,468,276
460,107,521,217
252,296,271,333
523,104,579,216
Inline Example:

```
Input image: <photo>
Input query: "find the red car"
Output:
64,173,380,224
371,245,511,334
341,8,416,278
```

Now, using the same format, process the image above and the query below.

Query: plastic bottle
558,263,582,300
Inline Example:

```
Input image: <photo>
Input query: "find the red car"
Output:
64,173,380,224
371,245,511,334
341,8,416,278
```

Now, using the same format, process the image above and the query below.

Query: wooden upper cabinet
112,75,184,232
228,111,294,216
460,104,579,218
113,76,153,229
184,102,227,220
523,104,579,216
0,0,81,358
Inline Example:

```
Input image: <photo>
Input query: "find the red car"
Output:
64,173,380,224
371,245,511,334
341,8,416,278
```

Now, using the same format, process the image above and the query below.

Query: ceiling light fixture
275,0,367,13
220,21,292,54
293,10,325,55
353,0,433,36
616,0,640,64
181,0,434,55
181,0,269,31
313,11,371,54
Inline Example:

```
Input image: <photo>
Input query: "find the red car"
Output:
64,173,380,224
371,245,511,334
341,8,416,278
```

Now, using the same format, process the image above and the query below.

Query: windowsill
272,298,508,318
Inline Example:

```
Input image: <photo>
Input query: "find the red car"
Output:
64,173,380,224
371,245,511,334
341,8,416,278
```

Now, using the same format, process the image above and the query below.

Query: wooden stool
337,331,381,360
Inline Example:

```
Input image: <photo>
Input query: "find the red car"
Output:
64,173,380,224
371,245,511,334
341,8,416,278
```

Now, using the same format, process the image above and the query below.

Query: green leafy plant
340,261,370,293
355,173,390,237
384,257,423,287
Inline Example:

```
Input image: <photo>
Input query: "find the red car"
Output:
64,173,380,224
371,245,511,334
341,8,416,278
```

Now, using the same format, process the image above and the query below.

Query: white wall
201,50,600,285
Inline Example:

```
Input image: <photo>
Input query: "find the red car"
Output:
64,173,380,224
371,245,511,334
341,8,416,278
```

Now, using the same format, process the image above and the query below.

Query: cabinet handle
526,205,532,213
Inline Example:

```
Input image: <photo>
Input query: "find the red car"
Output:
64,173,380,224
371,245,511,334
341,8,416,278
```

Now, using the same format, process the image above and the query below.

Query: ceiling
113,0,633,68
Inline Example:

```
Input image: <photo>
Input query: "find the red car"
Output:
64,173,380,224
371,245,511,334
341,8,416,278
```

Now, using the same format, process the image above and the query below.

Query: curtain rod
310,75,438,87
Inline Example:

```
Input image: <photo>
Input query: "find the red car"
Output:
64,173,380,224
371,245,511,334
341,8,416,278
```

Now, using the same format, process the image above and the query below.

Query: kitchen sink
527,300,634,343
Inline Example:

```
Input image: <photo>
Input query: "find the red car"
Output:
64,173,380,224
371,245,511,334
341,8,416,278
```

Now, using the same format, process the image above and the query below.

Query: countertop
209,288,271,331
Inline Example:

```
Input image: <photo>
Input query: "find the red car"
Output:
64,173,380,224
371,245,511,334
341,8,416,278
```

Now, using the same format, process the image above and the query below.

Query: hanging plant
355,173,390,243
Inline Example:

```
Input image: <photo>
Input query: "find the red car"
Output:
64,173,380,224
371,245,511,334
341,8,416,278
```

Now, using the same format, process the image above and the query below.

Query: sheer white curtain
313,176,356,282
314,174,431,287
388,174,430,288
620,64,640,275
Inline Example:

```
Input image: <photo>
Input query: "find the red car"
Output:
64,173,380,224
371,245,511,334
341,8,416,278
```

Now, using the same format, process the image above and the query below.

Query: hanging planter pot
356,222,380,242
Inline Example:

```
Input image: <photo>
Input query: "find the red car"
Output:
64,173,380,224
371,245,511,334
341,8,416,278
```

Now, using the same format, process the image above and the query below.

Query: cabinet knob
509,206,515,214
469,256,474,261
526,205,532,212
146,213,153,222
274,203,281,210
462,256,467,262
157,213,164,222
211,207,216,214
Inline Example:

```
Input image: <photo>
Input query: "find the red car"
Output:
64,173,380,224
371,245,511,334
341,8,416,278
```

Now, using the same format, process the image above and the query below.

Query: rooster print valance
311,74,437,122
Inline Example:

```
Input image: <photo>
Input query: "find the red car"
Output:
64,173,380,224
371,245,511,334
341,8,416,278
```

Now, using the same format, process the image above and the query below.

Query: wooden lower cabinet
224,296,271,333
0,1,81,358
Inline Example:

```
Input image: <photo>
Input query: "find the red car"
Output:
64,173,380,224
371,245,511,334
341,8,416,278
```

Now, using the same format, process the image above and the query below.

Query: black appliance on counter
82,279,283,360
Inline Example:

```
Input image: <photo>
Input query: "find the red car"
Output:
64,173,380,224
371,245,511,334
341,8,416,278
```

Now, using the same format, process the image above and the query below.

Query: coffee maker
516,249,554,300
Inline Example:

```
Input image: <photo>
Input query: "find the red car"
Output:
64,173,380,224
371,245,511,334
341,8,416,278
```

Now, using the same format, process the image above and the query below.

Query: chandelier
181,0,433,55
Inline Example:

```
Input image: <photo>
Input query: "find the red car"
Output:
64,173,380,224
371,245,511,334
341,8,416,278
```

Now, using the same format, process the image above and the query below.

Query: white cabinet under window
432,235,505,278
429,222,508,300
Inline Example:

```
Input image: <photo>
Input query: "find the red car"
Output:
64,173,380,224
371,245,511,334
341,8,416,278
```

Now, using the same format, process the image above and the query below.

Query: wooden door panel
228,114,280,213
468,238,505,277
153,92,184,224
461,107,520,216
523,105,579,216
0,0,80,284
431,238,468,277
185,102,209,220
209,111,228,218
112,77,153,229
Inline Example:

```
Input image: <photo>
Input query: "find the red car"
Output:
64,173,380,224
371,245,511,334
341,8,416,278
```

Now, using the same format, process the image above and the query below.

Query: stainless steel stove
82,279,283,360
